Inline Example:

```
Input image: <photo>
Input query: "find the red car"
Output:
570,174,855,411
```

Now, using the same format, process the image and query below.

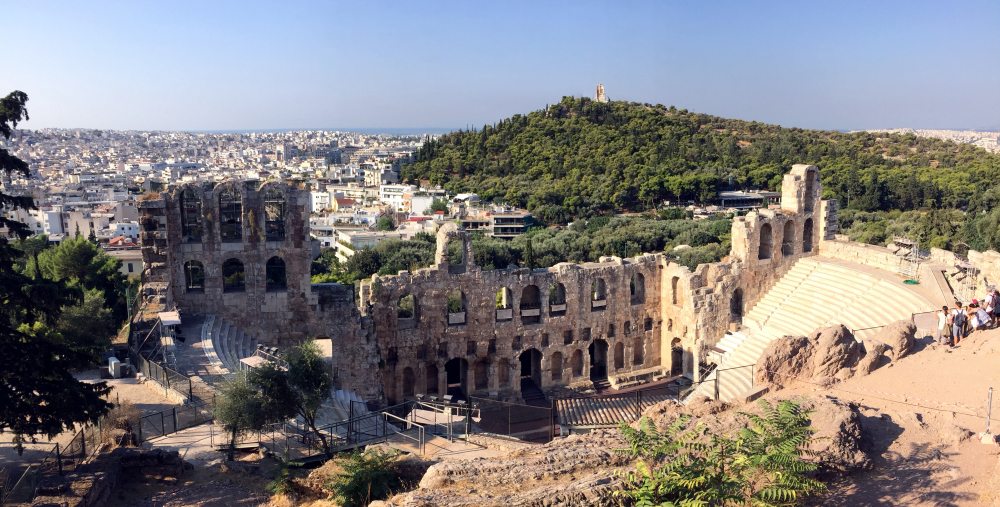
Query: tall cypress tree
0,91,111,452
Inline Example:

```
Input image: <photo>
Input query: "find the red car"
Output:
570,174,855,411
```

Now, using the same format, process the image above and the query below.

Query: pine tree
0,91,111,452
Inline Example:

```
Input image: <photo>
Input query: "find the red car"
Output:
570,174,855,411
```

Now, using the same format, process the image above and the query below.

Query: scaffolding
892,236,921,281
953,261,980,305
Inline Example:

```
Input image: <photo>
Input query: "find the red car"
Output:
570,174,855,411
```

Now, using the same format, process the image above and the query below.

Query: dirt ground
0,370,180,476
788,327,1000,506
113,452,277,507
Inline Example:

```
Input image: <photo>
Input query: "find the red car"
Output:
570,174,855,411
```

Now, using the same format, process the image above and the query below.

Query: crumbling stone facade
139,180,378,398
141,165,835,404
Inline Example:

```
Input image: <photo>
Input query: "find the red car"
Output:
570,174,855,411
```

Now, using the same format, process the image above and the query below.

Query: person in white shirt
937,305,951,346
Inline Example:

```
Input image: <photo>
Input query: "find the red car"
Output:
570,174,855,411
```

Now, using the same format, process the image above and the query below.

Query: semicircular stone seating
688,256,935,403
200,315,258,374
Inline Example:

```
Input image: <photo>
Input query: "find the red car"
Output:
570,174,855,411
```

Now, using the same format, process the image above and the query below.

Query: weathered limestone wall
139,181,380,399
817,239,905,274
365,226,670,403
141,163,837,404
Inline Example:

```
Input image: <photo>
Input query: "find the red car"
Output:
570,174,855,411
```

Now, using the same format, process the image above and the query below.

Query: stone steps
689,256,935,403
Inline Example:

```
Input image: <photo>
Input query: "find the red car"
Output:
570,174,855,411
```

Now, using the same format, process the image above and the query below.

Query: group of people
937,287,999,347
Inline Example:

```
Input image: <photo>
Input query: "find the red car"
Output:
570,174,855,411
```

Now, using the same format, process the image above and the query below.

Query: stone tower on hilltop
595,83,608,103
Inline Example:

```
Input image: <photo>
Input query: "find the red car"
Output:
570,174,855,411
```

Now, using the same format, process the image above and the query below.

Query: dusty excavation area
372,325,1000,506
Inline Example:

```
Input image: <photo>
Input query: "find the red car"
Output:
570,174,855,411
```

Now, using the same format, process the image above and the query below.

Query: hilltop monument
595,83,608,103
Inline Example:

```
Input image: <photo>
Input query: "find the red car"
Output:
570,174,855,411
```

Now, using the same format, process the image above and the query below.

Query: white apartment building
379,184,416,212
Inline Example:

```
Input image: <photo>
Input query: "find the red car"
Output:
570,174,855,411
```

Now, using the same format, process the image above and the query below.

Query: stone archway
731,288,744,324
670,338,684,376
444,358,468,400
519,348,543,391
588,339,609,382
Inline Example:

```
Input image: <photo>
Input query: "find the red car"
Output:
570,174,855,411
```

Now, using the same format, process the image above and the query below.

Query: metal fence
0,424,102,505
130,349,193,402
136,402,214,442
468,397,554,443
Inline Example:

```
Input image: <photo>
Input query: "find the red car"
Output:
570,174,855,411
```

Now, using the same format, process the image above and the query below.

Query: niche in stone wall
758,223,773,260
630,272,645,305
803,218,814,252
781,221,795,257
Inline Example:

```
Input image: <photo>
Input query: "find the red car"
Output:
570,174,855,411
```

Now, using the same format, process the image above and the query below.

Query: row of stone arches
179,186,287,244
397,272,648,325
758,218,813,260
183,256,287,293
393,338,651,400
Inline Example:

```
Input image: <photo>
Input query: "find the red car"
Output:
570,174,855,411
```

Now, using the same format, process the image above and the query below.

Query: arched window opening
591,278,607,311
219,188,242,242
447,290,467,326
758,223,773,260
613,342,625,370
402,367,415,398
222,258,245,292
633,337,644,366
495,287,513,322
264,188,286,241
781,221,795,257
180,189,202,243
520,285,542,324
571,349,584,377
630,272,645,305
671,276,681,306
398,294,417,320
425,364,439,395
623,321,632,336
803,218,814,253
184,260,204,292
644,317,653,331
549,283,567,316
550,351,563,381
265,256,286,292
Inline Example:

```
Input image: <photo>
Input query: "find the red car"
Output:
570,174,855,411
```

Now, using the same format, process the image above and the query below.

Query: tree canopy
402,97,1000,223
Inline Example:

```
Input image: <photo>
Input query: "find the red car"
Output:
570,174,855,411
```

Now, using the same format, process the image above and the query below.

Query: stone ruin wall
141,164,839,403
363,223,682,403
139,181,380,399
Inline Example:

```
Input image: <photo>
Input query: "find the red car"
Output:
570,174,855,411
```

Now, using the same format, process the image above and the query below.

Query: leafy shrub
616,400,824,506
325,449,403,506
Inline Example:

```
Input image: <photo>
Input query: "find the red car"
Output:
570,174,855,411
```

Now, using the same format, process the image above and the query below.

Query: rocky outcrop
392,431,629,507
756,335,815,387
855,340,890,376
811,325,862,380
755,325,863,386
871,320,917,360
788,395,870,472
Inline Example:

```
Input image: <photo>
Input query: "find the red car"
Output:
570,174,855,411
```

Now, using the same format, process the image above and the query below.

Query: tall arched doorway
670,338,684,376
730,288,744,324
588,339,609,382
444,358,468,400
519,348,543,392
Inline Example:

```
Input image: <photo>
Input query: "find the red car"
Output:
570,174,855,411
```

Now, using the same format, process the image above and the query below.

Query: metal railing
137,402,214,442
1,424,102,505
129,348,194,402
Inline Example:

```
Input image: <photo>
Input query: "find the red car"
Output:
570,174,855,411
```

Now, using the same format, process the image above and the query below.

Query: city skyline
3,0,999,132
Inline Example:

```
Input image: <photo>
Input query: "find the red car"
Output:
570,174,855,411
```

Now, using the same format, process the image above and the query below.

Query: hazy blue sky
3,0,998,131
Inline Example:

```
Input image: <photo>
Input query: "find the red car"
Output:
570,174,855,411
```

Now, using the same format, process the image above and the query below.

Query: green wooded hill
401,97,1000,224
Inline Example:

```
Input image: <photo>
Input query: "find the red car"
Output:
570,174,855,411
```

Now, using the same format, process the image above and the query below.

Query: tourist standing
951,301,967,346
937,305,952,346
